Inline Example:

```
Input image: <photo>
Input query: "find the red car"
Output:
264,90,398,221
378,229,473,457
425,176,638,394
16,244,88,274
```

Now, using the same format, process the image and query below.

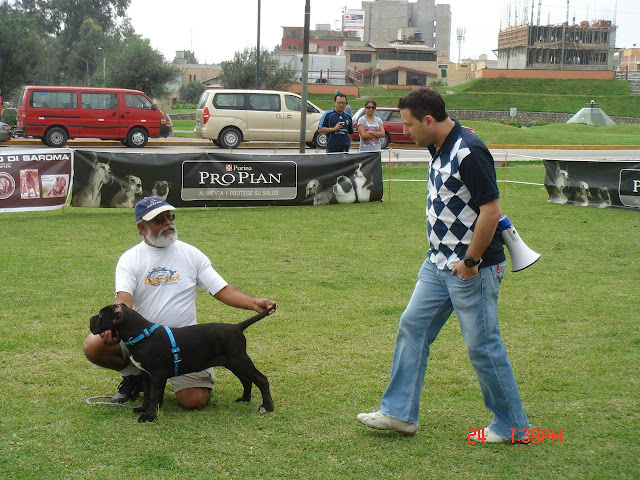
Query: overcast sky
127,0,639,64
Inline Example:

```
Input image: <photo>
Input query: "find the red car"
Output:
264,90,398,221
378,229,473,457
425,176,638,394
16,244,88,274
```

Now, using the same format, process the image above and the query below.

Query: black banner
0,149,73,212
544,159,640,210
71,150,382,207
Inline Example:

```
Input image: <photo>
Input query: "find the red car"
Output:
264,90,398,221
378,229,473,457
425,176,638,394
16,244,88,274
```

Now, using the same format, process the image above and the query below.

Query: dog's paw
235,396,251,403
258,404,274,414
137,411,157,423
132,404,149,414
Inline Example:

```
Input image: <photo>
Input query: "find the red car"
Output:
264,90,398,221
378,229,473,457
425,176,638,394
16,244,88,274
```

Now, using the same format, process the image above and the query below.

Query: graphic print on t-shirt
144,266,181,287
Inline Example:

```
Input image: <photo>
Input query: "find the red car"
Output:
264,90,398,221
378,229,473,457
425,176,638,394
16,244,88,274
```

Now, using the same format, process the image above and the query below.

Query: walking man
356,89,530,442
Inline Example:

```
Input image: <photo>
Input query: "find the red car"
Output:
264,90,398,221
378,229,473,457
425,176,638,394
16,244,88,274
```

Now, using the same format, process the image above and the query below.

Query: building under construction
497,20,616,70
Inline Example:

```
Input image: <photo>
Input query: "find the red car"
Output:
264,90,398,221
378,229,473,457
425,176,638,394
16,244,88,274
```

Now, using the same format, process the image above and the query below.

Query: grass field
1,164,638,479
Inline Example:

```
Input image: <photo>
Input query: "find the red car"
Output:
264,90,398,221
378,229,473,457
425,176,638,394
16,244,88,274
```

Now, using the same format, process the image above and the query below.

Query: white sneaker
356,411,417,436
468,427,529,444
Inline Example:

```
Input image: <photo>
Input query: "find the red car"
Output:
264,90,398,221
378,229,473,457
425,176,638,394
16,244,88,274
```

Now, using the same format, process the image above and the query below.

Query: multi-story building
280,25,360,55
496,20,616,70
361,0,451,59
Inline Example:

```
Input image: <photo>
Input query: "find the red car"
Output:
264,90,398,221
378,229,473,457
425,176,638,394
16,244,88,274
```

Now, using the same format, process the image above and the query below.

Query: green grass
1,164,638,479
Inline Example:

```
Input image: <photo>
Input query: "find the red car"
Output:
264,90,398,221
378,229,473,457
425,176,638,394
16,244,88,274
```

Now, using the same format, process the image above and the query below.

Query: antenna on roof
456,27,466,63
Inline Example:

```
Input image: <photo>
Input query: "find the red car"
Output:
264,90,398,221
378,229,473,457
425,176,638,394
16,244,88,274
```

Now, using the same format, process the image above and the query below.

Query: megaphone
497,215,540,272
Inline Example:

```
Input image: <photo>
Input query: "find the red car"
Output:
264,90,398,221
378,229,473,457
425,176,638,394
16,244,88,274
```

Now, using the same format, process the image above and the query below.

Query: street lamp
97,47,106,86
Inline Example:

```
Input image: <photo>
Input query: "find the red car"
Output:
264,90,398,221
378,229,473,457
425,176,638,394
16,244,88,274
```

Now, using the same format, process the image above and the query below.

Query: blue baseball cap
134,196,175,222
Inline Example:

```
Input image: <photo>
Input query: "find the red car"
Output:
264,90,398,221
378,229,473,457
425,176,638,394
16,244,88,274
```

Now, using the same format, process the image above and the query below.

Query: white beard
145,225,178,248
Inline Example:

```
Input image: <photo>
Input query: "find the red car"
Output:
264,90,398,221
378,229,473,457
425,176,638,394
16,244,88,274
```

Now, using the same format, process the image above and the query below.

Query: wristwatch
464,256,482,268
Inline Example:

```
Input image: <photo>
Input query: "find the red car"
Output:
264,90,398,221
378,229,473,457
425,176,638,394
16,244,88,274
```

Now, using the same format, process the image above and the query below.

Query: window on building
406,72,427,86
328,45,338,53
378,70,398,85
351,53,372,63
287,44,298,50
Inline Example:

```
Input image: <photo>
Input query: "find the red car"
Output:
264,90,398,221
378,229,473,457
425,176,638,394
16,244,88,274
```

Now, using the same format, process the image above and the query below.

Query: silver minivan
194,89,326,149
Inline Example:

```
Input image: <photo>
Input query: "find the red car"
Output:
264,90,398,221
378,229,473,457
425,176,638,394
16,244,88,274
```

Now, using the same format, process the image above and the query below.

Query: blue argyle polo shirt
426,120,506,270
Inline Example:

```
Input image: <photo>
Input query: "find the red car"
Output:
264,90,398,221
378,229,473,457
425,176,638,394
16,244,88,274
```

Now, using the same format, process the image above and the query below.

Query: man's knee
176,388,211,410
83,334,102,362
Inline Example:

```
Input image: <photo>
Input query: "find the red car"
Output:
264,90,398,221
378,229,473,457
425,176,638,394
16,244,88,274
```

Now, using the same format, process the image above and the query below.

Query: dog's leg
233,375,253,404
136,375,167,423
133,372,151,414
228,355,274,413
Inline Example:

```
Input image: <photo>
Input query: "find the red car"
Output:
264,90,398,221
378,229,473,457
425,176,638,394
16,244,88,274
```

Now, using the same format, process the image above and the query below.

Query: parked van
15,86,172,147
194,89,326,149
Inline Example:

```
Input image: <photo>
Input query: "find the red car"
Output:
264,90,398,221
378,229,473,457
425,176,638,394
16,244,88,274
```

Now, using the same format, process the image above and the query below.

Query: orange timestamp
467,428,563,444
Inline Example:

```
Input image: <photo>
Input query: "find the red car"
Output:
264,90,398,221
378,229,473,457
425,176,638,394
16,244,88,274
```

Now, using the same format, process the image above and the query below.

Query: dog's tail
237,306,276,331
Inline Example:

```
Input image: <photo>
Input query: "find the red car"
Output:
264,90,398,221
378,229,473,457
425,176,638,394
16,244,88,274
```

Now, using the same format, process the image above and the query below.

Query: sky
127,0,640,64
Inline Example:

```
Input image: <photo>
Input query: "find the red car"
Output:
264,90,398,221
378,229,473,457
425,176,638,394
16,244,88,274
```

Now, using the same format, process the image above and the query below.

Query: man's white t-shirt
115,240,228,327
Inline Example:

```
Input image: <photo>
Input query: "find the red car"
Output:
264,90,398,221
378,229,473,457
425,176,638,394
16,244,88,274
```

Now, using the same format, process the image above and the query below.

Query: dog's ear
112,304,125,323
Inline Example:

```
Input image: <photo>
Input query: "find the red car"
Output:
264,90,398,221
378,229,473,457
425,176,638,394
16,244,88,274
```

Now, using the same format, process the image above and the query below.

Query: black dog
89,304,275,422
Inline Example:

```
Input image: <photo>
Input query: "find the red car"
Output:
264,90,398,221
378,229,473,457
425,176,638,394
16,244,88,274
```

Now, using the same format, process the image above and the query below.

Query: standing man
83,196,276,409
318,93,354,153
356,89,530,442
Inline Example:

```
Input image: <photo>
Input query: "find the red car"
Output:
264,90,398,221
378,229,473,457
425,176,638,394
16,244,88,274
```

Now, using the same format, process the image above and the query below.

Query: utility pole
256,0,261,89
97,47,106,86
299,0,311,153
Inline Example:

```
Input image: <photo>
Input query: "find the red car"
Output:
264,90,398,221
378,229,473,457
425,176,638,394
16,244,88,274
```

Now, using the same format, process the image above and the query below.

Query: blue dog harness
123,323,182,377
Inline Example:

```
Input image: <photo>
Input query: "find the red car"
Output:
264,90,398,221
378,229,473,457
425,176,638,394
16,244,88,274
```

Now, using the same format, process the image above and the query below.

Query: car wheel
312,131,327,149
379,134,390,149
218,127,242,149
45,127,68,148
126,127,148,147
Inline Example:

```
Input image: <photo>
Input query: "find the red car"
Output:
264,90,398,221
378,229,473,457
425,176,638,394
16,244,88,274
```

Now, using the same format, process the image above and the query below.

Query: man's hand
451,260,479,280
254,298,277,314
334,122,343,132
100,329,121,346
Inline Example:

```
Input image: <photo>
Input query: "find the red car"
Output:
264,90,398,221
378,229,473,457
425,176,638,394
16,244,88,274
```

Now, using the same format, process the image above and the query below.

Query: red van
15,86,172,147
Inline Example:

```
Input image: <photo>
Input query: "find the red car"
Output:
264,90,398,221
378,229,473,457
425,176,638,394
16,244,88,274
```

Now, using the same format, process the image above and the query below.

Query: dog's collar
124,323,161,346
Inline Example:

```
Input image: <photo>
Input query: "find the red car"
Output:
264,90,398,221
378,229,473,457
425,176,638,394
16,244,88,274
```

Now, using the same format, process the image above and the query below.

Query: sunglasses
336,101,347,105
149,212,175,225
365,106,376,110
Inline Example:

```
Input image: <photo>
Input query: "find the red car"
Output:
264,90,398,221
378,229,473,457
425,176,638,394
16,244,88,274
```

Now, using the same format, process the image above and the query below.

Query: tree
179,81,205,104
220,48,295,90
68,19,105,85
0,4,48,97
107,30,180,98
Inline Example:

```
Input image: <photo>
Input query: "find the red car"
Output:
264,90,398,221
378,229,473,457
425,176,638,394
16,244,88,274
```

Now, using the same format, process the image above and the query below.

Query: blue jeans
380,258,530,439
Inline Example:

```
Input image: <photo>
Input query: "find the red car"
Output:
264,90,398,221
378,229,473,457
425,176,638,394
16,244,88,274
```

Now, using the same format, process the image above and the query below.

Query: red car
352,107,475,148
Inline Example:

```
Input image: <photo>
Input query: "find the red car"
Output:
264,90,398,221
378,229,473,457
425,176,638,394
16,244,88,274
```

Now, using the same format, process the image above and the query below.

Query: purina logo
618,169,640,208
226,164,233,172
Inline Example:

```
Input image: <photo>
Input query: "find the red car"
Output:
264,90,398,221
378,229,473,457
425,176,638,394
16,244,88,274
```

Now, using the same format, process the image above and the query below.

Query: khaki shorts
121,342,214,392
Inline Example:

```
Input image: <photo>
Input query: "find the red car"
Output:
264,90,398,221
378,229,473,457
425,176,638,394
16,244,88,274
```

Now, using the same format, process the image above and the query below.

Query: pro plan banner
0,149,73,212
71,150,382,208
544,159,640,210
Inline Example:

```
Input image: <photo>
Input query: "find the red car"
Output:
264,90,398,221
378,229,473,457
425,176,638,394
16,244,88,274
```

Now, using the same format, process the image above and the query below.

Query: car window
81,93,118,110
213,93,246,109
248,93,281,112
31,91,77,109
124,94,153,110
387,110,402,122
197,91,211,109
285,95,302,111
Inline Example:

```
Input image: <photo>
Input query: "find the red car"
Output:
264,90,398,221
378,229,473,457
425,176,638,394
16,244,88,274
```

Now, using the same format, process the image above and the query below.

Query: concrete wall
477,68,614,80
287,84,359,96
448,109,640,124
169,109,639,124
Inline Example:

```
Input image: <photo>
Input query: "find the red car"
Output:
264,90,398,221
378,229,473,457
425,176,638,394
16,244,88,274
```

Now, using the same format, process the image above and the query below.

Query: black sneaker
111,375,143,403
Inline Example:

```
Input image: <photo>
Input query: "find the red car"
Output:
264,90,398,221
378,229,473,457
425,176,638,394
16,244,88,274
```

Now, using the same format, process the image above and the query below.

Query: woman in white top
358,100,386,152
